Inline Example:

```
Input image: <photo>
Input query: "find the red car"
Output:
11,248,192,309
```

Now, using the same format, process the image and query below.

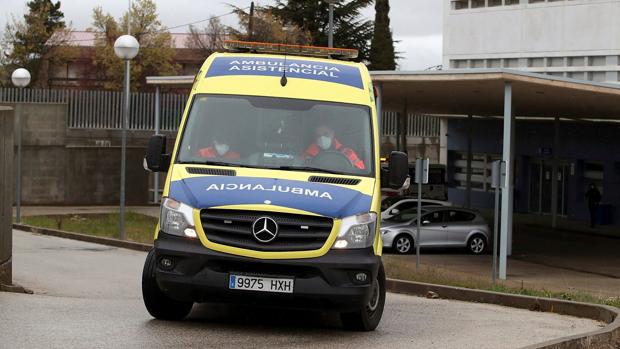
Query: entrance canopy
147,69,620,281
371,69,620,120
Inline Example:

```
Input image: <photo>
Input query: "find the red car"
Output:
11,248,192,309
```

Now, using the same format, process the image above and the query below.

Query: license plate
229,274,294,293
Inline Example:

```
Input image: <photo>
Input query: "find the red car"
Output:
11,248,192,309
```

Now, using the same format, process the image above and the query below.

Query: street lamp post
114,35,139,240
327,0,336,48
10,68,31,224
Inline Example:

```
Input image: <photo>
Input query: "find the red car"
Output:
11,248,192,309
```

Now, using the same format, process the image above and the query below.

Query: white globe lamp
11,68,31,88
114,35,140,60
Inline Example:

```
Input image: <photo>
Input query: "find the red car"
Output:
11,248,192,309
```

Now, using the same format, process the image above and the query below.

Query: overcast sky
0,0,443,70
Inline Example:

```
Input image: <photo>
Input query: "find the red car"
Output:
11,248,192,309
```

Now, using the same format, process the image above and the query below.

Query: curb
387,279,620,349
13,224,152,252
12,224,620,348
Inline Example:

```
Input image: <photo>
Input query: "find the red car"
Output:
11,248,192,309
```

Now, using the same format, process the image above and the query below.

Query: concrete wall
4,102,175,205
447,117,620,224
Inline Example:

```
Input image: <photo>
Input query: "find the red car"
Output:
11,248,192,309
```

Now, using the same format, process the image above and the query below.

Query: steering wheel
309,150,354,173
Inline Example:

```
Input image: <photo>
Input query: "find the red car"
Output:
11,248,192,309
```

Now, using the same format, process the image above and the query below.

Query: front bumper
153,233,381,312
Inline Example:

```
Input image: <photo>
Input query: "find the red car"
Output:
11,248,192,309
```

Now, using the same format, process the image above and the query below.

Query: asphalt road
1,230,603,349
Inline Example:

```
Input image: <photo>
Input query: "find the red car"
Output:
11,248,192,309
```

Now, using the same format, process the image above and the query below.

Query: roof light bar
223,40,358,60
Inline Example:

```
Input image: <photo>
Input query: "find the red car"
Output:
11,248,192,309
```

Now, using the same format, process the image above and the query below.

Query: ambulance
142,41,408,331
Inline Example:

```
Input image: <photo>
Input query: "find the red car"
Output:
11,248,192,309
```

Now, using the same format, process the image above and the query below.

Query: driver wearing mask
302,125,365,170
197,137,240,160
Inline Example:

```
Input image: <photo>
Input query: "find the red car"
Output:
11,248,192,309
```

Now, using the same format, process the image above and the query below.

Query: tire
340,262,386,331
392,234,413,254
467,234,487,255
142,249,193,320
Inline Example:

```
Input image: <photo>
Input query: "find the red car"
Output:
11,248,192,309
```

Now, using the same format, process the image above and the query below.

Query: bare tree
185,17,227,57
229,5,311,45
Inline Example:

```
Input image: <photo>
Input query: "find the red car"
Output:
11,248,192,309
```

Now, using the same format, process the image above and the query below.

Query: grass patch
383,256,620,309
21,212,158,244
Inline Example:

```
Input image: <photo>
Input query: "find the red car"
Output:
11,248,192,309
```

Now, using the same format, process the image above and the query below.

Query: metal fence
0,87,187,131
382,111,441,137
0,88,440,136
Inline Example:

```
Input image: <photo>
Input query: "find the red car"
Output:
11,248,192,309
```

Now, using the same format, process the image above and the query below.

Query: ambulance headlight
333,212,377,249
160,198,197,238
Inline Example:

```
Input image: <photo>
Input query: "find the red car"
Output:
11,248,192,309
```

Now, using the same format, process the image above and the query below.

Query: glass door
529,159,568,216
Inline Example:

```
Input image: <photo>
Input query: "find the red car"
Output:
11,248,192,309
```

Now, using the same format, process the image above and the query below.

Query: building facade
444,0,620,83
443,0,620,224
45,32,205,91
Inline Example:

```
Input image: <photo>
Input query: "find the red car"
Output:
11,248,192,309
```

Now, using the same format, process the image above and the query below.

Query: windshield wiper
179,160,260,169
277,165,344,175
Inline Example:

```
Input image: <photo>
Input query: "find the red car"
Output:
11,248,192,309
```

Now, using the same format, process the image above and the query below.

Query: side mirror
387,151,408,189
144,134,171,172
390,208,400,215
422,220,431,225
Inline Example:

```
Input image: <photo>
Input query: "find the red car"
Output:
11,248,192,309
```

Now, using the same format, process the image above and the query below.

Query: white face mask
214,143,229,156
317,136,332,150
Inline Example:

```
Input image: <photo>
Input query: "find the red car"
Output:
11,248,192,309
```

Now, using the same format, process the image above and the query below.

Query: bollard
0,106,15,286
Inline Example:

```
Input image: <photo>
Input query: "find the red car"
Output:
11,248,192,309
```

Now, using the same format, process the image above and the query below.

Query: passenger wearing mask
197,137,240,160
302,125,365,170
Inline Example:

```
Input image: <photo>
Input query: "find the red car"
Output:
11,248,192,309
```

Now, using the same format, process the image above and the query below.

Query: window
395,201,418,212
487,59,501,68
385,208,428,223
452,0,469,9
447,210,476,222
177,95,374,177
568,72,585,80
471,59,485,68
450,151,503,192
528,58,545,68
451,60,468,69
588,56,606,67
422,211,444,224
471,0,486,8
488,0,502,6
588,72,606,82
505,0,519,4
548,57,565,67
503,58,519,68
568,57,585,67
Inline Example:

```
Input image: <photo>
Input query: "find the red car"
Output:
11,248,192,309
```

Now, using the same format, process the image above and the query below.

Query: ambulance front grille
200,209,333,252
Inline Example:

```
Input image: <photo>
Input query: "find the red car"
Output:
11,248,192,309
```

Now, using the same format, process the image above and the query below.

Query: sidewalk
384,252,620,299
513,212,620,239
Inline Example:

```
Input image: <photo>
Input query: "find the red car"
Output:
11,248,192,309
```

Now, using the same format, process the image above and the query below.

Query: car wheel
142,249,193,320
468,235,487,255
392,234,413,254
340,262,386,331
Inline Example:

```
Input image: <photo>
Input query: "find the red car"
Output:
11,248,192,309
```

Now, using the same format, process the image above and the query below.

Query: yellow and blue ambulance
142,41,408,331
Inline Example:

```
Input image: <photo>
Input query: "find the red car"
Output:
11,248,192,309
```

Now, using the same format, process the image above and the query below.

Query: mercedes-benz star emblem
252,217,279,243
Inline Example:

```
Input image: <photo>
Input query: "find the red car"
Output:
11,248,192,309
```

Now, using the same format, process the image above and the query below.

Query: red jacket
303,138,365,170
197,146,240,160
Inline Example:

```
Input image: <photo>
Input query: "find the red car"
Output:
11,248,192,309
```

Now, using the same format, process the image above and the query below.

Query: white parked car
381,207,491,255
381,197,452,220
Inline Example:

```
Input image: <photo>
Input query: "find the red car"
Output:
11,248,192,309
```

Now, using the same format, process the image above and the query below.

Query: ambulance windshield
177,94,374,177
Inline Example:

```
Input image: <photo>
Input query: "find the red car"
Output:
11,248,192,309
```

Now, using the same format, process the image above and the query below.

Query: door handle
442,225,448,228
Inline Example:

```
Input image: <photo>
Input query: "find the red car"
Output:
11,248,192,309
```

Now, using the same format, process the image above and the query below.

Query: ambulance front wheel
340,262,386,331
142,249,193,320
